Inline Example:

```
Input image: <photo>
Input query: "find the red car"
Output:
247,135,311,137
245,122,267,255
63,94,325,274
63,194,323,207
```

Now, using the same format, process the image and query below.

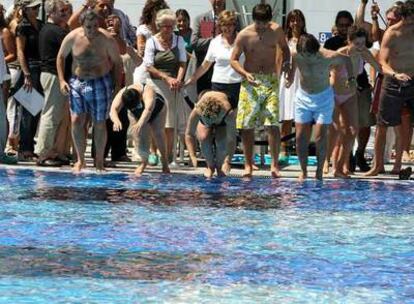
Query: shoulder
137,24,151,36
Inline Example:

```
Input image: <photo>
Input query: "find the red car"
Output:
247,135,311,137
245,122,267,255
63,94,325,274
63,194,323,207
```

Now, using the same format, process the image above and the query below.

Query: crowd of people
0,0,413,180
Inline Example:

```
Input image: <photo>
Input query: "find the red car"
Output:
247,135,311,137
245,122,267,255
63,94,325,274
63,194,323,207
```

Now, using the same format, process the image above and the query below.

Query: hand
131,122,143,138
23,74,33,92
245,73,258,86
84,0,96,8
394,73,412,82
371,4,380,18
60,81,70,95
112,119,122,132
166,77,181,91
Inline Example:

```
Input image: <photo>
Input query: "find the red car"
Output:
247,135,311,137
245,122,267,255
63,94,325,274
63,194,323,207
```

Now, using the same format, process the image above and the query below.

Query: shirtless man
289,34,354,180
57,9,122,173
230,3,291,178
365,0,414,177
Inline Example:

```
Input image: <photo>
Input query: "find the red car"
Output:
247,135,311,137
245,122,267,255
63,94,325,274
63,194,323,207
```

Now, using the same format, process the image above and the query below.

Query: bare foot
189,155,198,168
222,161,231,174
315,168,323,181
134,163,146,177
72,161,85,174
323,161,330,174
252,164,259,171
204,167,214,179
364,166,383,177
270,164,281,178
243,165,253,178
333,170,351,179
216,168,226,177
162,165,170,174
402,151,411,163
298,172,307,181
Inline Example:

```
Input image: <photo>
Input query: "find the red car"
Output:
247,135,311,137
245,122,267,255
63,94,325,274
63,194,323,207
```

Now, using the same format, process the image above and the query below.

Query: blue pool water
0,168,413,303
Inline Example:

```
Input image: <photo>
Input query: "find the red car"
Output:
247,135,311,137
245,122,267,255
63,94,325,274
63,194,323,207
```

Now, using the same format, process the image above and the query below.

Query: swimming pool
0,168,413,303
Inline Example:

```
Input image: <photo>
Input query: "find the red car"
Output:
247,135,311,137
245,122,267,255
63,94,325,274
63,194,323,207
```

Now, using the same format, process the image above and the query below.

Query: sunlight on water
0,169,413,303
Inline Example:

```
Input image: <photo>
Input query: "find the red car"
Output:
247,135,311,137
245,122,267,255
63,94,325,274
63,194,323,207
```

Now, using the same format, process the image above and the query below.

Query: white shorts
295,86,334,124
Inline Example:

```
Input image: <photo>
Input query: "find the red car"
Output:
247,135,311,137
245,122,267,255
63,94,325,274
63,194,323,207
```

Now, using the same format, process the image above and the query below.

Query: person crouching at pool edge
185,91,235,178
109,83,170,176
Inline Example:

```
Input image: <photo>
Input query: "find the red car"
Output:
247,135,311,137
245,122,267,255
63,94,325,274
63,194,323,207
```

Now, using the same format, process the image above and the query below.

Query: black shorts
377,77,414,126
211,82,241,109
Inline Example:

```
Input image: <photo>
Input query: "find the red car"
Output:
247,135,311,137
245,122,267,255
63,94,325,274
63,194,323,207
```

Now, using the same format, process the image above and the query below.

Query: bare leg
335,96,358,178
313,124,329,180
280,120,292,156
222,111,237,174
93,120,107,172
196,123,215,178
71,113,87,173
365,124,388,176
215,126,228,177
240,129,255,177
151,110,170,174
165,127,174,163
324,108,340,174
296,122,312,181
266,126,281,178
391,124,403,174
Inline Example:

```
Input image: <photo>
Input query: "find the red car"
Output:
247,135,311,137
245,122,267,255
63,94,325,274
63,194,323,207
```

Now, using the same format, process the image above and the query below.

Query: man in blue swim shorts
288,33,354,180
57,9,122,173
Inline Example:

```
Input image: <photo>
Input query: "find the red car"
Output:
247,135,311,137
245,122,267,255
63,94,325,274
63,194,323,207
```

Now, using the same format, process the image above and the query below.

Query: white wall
3,0,212,27
289,0,396,42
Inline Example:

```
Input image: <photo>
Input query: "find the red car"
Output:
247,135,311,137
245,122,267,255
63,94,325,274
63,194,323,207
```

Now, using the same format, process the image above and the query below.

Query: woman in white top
134,0,169,85
185,10,242,173
144,9,187,163
278,9,307,160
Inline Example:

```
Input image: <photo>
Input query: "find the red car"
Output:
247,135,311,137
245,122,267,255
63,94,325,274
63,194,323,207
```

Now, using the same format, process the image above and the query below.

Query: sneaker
148,154,159,166
0,154,18,165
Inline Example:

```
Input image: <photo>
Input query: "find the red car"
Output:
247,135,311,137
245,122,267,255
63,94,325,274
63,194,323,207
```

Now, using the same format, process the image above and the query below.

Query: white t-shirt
204,34,243,84
136,24,152,39
143,33,187,67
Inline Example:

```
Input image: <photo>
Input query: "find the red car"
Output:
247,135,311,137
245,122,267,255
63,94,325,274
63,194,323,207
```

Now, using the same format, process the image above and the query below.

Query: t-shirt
39,22,71,77
143,33,187,67
15,18,43,63
204,34,243,84
324,35,371,90
136,24,152,39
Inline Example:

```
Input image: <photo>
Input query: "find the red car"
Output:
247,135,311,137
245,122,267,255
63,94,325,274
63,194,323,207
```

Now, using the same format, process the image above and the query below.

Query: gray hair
45,0,70,16
155,8,176,29
79,8,99,24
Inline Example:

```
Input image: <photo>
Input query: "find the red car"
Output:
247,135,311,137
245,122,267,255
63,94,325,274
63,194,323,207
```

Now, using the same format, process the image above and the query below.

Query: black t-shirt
15,18,43,63
324,35,371,90
39,22,71,78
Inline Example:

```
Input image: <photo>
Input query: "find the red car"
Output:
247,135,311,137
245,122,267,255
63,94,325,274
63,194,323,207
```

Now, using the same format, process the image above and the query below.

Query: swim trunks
295,86,334,124
69,73,113,122
377,77,414,126
236,74,279,129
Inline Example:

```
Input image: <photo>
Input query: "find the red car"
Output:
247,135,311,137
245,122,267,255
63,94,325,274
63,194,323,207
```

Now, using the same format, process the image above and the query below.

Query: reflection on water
0,245,214,281
20,186,297,209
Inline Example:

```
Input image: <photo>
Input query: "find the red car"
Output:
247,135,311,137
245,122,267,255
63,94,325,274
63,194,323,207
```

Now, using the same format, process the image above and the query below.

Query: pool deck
0,156,410,181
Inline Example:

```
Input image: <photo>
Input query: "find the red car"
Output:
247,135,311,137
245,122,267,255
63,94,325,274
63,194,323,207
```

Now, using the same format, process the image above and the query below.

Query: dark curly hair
140,0,169,25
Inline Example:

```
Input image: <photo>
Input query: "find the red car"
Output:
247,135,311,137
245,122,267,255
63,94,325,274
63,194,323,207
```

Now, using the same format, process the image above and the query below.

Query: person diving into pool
109,83,170,176
185,91,234,178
